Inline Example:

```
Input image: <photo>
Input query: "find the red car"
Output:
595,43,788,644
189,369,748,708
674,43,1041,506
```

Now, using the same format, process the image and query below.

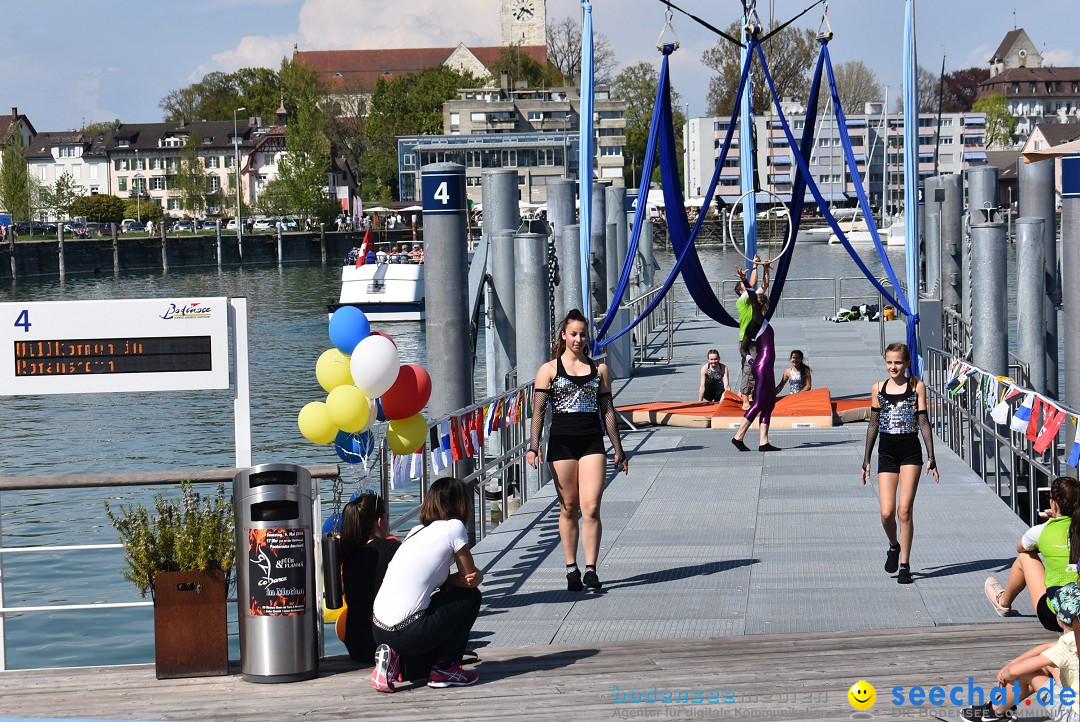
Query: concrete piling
1016,217,1047,393
484,169,520,392
923,176,941,297
514,231,550,387
940,175,963,311
1063,195,1080,412
546,179,576,323
970,216,1008,377
605,221,618,313
605,186,627,303
1018,157,1059,398
57,224,65,279
590,184,607,315
561,223,582,319
965,166,999,326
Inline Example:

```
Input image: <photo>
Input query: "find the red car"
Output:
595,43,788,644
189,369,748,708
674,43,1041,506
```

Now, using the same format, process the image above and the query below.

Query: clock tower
501,0,546,46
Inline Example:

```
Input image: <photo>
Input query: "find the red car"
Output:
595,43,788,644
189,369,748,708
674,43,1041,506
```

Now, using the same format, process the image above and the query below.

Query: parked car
225,219,238,230
31,221,58,235
172,220,195,233
252,218,273,230
84,222,110,236
279,218,300,231
201,220,218,231
124,221,146,233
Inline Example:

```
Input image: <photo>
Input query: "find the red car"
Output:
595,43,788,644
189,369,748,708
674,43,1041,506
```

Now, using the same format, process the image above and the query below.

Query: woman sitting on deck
370,477,483,693
984,476,1080,631
338,493,400,665
698,349,729,403
775,350,812,396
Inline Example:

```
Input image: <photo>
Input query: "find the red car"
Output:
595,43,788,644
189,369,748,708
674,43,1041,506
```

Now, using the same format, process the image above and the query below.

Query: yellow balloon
298,401,337,444
326,386,371,433
316,349,353,392
386,413,427,455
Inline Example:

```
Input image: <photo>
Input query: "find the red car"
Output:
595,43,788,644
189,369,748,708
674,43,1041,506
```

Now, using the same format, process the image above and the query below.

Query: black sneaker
731,438,749,452
897,564,913,584
567,569,584,591
885,544,901,573
582,569,603,589
960,703,990,721
979,706,1017,721
758,443,781,452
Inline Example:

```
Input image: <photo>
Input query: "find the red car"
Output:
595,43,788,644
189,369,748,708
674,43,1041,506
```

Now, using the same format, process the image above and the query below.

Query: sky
5,0,1080,132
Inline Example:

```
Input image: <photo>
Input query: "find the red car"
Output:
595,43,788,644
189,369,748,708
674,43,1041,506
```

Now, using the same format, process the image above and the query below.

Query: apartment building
26,131,112,210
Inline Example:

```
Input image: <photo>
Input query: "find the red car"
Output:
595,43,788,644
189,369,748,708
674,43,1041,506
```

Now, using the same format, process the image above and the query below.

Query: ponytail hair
552,308,590,359
340,493,387,544
1050,476,1080,565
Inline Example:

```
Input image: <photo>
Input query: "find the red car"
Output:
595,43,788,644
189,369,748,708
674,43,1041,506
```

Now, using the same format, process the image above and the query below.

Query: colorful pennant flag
1010,393,1036,433
1026,397,1043,442
1034,407,1067,454
1068,420,1080,467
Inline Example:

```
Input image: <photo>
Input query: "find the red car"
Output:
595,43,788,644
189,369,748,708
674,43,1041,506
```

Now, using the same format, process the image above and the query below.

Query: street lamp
234,106,246,259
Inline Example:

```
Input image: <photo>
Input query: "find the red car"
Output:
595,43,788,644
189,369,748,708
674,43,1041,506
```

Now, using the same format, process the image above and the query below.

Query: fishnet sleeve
598,392,625,462
918,410,936,469
863,407,880,469
530,387,549,456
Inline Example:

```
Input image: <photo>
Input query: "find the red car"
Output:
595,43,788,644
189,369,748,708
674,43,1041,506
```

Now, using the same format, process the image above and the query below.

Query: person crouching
370,477,483,692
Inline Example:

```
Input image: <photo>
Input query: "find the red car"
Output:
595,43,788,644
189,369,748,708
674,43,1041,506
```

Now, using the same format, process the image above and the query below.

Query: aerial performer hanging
587,0,922,427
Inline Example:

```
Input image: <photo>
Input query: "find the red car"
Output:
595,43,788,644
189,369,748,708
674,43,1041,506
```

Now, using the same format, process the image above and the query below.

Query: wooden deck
0,623,1058,720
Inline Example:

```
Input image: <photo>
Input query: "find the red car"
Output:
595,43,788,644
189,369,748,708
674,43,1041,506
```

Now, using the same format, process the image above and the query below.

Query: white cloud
962,42,994,70
73,67,120,126
197,0,503,78
1043,47,1080,67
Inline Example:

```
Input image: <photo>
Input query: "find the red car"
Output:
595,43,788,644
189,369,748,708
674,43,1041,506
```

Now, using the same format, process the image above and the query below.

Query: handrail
924,346,1074,524
0,464,342,492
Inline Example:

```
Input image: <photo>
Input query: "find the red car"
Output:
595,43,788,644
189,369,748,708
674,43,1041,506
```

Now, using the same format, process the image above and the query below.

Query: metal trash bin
234,463,318,683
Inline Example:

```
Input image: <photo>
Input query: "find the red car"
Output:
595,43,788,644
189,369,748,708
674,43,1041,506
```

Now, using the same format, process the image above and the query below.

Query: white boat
796,226,832,244
828,219,906,246
329,261,425,322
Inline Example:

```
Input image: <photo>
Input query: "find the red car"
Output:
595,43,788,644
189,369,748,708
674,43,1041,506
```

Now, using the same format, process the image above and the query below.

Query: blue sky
6,0,1079,131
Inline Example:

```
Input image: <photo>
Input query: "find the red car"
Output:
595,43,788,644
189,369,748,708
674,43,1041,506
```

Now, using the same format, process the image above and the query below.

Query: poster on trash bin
247,528,307,616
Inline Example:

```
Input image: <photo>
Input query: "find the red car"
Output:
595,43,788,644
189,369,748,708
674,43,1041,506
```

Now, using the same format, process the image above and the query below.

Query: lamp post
234,106,246,259
134,149,141,222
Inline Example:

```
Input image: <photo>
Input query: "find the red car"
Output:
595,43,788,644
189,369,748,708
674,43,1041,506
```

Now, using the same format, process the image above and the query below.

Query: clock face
513,0,534,20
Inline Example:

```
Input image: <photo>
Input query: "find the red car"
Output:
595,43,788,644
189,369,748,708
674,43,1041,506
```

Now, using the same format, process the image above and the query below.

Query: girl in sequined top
861,342,939,585
528,309,627,592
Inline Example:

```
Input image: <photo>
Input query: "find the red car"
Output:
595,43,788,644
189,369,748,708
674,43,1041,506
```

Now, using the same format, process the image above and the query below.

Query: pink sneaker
984,577,1011,617
427,663,480,688
370,644,400,693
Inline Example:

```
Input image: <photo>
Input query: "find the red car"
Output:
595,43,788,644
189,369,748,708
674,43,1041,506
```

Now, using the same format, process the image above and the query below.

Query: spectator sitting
375,247,388,264
365,250,377,265
339,493,401,665
408,245,422,263
984,476,1080,629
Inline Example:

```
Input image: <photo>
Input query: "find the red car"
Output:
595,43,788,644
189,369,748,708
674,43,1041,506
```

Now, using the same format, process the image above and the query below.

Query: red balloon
380,364,432,419
370,331,397,346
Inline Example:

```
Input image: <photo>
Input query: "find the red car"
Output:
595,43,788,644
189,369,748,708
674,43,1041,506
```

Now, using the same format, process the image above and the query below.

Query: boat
796,226,832,244
329,261,425,322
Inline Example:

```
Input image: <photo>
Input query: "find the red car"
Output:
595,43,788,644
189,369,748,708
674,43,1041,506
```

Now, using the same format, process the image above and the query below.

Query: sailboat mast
883,86,889,227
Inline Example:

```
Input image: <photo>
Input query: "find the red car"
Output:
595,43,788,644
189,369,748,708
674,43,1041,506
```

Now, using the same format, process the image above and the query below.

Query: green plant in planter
105,481,235,598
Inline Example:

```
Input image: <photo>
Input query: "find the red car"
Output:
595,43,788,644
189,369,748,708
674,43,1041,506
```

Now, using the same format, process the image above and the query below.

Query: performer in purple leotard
731,284,780,452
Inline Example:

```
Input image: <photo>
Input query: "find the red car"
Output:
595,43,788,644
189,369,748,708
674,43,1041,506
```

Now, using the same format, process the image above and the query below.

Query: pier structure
0,314,1056,720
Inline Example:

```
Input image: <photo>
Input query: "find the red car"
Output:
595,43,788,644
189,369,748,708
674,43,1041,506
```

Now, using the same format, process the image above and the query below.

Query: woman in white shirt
370,477,483,692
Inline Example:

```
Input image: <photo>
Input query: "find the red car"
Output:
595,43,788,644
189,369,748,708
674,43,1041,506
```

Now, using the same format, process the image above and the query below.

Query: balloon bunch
298,306,432,458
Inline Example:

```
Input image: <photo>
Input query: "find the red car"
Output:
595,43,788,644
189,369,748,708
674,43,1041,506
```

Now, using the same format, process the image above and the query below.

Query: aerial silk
578,0,595,329
902,0,922,376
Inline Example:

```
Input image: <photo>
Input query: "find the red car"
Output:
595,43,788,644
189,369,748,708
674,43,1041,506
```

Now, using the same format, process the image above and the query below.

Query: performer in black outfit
528,309,627,591
861,342,939,585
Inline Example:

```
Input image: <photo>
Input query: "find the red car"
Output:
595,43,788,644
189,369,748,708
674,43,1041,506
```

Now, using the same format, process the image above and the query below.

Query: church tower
501,0,546,46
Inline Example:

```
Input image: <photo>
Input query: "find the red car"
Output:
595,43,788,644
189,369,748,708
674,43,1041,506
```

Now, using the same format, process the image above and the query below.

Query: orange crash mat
618,389,872,429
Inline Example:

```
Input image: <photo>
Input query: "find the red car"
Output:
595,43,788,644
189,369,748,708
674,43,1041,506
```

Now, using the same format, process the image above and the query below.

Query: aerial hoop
726,189,793,265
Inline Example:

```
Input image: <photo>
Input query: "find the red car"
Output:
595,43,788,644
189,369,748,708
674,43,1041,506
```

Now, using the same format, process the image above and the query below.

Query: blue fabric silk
578,1,595,328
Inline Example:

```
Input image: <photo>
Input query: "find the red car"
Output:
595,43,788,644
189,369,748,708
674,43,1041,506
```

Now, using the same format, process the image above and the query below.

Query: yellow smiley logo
848,680,876,710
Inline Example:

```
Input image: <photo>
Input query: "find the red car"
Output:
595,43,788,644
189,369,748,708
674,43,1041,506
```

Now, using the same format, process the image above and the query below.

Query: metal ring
725,189,794,265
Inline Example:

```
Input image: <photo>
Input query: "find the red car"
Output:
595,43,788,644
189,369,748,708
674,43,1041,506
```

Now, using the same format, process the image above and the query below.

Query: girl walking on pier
861,343,939,584
528,308,628,591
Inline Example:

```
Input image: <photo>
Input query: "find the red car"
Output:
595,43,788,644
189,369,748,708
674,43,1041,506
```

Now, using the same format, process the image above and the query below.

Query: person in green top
984,476,1080,632
734,256,769,410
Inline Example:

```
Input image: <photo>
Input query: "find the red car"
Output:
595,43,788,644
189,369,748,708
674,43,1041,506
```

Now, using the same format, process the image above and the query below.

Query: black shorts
547,433,606,462
878,433,923,474
1038,587,1063,632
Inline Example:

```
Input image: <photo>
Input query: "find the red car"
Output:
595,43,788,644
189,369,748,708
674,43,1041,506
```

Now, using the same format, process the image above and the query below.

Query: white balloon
359,397,378,432
350,335,400,398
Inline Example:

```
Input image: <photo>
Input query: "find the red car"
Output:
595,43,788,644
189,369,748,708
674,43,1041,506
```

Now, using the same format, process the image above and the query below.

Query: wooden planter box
153,570,229,679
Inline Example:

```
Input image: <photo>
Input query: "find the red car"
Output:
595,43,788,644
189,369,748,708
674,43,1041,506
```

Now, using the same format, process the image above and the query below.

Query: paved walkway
469,317,1032,648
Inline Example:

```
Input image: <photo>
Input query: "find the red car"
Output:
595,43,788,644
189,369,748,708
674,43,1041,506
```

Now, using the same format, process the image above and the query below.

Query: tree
0,134,32,220
611,61,685,187
159,63,300,123
895,65,941,113
702,22,817,115
255,178,291,218
490,44,563,88
279,89,331,222
174,132,207,215
833,61,883,114
363,66,476,199
71,194,125,223
42,171,84,220
941,67,990,112
123,198,163,224
973,94,1016,149
80,119,121,134
546,16,617,85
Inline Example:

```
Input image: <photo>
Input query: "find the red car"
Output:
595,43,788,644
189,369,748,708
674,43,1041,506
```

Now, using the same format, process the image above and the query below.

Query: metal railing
924,347,1071,524
716,275,894,319
0,464,341,672
621,285,675,366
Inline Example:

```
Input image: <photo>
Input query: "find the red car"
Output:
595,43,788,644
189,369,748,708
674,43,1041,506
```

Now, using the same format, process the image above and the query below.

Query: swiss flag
355,228,373,268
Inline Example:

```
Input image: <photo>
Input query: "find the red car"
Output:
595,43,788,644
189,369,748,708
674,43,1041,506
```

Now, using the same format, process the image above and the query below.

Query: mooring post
318,223,326,265
940,174,963,312
422,162,472,422
160,220,168,273
1018,157,1059,398
57,223,65,279
8,230,15,280
965,166,999,328
514,231,550,384
605,185,627,304
484,169,520,393
590,183,608,316
922,176,941,297
1016,217,1047,392
111,223,119,275
1063,189,1080,413
215,225,222,267
605,221,618,315
546,179,576,323
970,212,1008,377
561,223,582,318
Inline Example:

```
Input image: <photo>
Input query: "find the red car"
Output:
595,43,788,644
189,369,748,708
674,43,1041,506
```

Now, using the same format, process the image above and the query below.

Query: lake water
0,239,1023,668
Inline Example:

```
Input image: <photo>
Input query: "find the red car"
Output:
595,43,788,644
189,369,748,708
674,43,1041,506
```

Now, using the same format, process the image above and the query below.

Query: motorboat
796,226,832,244
329,260,425,322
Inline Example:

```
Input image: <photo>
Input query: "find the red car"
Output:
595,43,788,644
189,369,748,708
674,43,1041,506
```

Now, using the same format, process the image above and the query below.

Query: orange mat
618,389,872,430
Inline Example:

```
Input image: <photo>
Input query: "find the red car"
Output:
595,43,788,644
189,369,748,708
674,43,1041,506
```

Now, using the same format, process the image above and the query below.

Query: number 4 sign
421,166,466,216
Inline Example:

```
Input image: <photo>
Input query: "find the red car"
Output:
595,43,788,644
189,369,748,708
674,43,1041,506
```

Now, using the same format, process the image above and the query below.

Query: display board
0,298,231,395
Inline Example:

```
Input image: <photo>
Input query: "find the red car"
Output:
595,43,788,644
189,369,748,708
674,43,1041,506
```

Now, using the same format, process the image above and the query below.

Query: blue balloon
322,513,342,534
375,398,386,422
328,306,370,354
334,430,375,464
